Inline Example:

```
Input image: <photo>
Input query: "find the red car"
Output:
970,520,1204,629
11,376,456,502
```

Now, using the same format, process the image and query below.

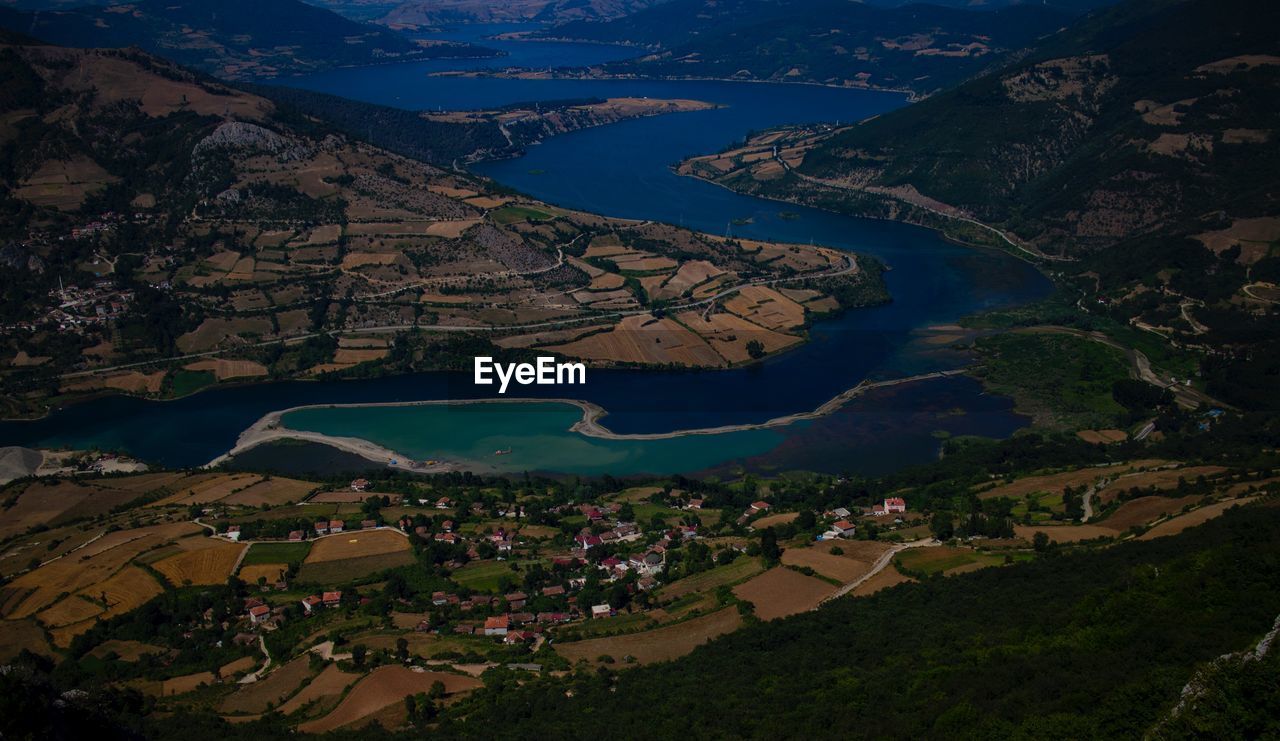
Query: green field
450,559,523,592
169,370,215,397
657,557,764,600
241,541,312,566
295,551,416,585
491,205,554,225
1010,491,1065,523
894,547,1027,577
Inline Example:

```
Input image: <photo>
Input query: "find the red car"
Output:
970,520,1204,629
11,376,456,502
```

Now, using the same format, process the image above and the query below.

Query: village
220,476,922,650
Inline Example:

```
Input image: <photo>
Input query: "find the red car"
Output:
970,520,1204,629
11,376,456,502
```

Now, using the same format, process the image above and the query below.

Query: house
591,604,613,619
749,501,771,513
248,604,270,625
350,478,370,492
484,615,509,636
575,533,602,550
509,612,535,625
432,591,448,606
225,525,240,542
505,592,528,610
301,595,322,615
832,520,856,537
328,520,344,534
637,576,657,591
679,525,699,539
434,532,458,544
885,497,907,514
288,530,304,542
322,591,342,608
435,497,451,509
542,585,566,597
871,504,886,516
504,631,533,645
831,507,851,519
314,521,329,535
361,519,377,530
441,520,454,532
686,498,704,510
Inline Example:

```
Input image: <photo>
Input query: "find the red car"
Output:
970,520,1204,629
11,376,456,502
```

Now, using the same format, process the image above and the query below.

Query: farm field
221,477,318,506
1138,496,1262,540
220,656,316,715
242,541,312,565
555,607,742,667
295,551,415,584
304,530,409,563
277,664,363,717
850,564,914,597
0,480,141,539
733,567,835,620
162,671,215,696
658,556,764,600
297,666,481,733
152,473,264,507
152,539,246,586
0,521,198,619
239,563,287,584
893,546,1014,577
976,460,1172,500
781,542,891,583
450,559,523,592
88,639,167,662
1098,495,1201,531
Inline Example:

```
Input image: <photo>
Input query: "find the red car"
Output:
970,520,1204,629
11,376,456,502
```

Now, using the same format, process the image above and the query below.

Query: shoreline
209,369,967,470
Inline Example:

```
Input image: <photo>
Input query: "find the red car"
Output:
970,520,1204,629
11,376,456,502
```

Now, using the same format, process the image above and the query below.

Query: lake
0,27,1050,475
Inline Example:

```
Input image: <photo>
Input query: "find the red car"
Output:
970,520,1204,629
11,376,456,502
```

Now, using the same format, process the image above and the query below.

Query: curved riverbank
214,369,966,470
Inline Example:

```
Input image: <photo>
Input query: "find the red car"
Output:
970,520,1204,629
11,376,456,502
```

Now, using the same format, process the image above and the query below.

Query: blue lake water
0,29,1051,474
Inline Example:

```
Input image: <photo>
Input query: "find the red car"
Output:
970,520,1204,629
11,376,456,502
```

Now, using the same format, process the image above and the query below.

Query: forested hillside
535,0,1072,94
0,0,497,79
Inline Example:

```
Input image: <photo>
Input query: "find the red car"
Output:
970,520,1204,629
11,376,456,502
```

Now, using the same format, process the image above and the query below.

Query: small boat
494,448,512,456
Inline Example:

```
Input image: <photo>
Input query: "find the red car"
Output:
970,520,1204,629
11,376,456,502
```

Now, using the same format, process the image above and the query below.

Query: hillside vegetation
535,0,1073,95
0,0,497,79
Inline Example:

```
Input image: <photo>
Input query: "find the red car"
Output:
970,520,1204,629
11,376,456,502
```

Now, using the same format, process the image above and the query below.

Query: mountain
374,0,672,27
0,0,499,79
682,0,1279,390
532,0,1073,95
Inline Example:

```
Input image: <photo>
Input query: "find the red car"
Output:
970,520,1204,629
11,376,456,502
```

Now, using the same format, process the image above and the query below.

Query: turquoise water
283,402,784,476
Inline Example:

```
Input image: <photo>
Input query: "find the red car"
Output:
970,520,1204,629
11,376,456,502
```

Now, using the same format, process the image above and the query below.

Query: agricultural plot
1138,496,1261,540
977,459,1170,500
220,655,317,715
555,608,742,667
221,477,318,506
0,480,139,539
1100,495,1201,531
151,473,263,507
304,530,408,563
451,560,520,592
88,639,166,662
45,566,165,645
298,666,480,733
295,551,415,584
733,567,835,620
0,521,198,619
239,564,287,584
548,314,725,367
152,540,246,586
277,664,362,718
162,671,216,696
894,547,1015,576
850,565,914,597
242,541,312,565
0,618,52,660
723,286,807,331
658,557,764,600
781,542,891,583
674,311,800,364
